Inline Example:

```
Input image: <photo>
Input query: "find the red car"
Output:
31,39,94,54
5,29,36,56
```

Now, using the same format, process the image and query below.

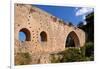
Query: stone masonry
14,4,86,64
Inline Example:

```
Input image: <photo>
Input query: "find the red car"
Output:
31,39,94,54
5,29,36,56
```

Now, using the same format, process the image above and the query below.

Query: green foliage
51,42,94,63
85,42,94,60
51,48,87,63
59,48,88,62
78,12,94,42
15,52,32,65
50,54,61,63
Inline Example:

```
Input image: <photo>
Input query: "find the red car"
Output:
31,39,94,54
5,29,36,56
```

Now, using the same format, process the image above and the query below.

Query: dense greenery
15,52,32,65
51,42,94,63
85,42,94,60
77,12,94,42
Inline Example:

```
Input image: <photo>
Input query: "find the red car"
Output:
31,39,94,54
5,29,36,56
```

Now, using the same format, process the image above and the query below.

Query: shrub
50,48,89,63
50,42,94,63
50,54,61,63
85,42,94,57
59,48,89,62
15,52,32,65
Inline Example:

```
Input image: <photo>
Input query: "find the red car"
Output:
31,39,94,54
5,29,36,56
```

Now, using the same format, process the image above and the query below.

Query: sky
19,4,94,41
34,4,93,26
19,32,26,41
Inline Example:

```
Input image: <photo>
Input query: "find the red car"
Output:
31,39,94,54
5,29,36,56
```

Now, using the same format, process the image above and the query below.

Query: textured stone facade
14,4,86,64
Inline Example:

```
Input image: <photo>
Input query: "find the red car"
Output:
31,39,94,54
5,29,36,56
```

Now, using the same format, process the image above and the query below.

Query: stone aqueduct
15,4,86,64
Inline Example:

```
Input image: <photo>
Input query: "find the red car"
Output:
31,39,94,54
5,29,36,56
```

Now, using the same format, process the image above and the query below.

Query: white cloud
75,8,79,10
82,15,86,20
76,8,93,16
83,21,87,25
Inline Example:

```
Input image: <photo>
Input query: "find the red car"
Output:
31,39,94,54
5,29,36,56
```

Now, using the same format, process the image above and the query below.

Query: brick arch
19,28,31,41
65,31,80,47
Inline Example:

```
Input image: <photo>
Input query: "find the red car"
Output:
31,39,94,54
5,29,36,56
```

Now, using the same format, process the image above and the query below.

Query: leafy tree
85,42,94,58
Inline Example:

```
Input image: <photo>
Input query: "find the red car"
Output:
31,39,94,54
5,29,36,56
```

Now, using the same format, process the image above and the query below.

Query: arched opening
65,31,80,47
40,31,47,42
19,28,31,42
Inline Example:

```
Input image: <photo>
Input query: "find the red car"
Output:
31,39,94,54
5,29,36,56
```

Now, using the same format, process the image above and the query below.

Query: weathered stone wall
14,4,86,64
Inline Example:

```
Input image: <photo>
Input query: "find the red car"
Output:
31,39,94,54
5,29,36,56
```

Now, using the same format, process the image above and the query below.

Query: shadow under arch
19,28,31,41
65,31,80,47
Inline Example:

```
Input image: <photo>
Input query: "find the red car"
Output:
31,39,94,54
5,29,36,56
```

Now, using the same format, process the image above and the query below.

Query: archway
65,31,80,47
19,28,31,41
40,31,47,42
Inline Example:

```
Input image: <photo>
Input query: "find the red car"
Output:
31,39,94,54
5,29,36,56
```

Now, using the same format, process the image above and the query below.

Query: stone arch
19,28,31,41
65,31,80,47
40,31,47,42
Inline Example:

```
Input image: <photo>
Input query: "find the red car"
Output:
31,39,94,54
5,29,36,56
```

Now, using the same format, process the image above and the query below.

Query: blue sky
34,5,93,26
19,32,26,41
34,5,82,25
